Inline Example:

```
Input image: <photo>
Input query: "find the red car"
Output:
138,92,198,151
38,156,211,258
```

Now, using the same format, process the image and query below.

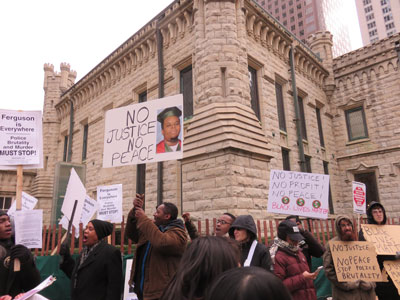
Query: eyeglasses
216,220,231,225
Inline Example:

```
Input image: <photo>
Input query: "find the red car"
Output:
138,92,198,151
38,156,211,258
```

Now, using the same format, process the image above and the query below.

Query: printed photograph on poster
267,169,330,219
97,184,122,223
103,94,183,168
14,209,43,249
0,110,43,167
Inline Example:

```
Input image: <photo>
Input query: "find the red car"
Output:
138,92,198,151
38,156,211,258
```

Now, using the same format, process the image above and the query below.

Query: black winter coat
61,240,123,300
0,239,41,298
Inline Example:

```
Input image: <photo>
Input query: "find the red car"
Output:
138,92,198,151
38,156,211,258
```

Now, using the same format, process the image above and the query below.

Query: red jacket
156,140,182,153
273,247,317,300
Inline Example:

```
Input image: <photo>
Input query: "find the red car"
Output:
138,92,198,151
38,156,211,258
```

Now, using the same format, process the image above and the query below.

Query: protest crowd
1,194,400,300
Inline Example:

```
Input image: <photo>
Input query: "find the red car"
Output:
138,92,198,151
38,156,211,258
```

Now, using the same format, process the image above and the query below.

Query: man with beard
323,215,376,300
359,202,400,299
126,194,187,300
0,211,41,298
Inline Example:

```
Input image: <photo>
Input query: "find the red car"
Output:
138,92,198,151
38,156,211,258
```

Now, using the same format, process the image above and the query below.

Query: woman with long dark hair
160,236,240,300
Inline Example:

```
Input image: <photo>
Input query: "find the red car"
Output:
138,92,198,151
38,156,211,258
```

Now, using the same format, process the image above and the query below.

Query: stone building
1,0,399,223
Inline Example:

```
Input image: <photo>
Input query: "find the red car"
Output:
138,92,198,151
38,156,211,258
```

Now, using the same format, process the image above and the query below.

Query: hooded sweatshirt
359,203,400,299
228,215,272,271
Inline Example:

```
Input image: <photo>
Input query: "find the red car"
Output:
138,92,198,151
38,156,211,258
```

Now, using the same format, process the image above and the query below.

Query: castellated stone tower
183,0,273,218
307,31,335,100
31,63,76,219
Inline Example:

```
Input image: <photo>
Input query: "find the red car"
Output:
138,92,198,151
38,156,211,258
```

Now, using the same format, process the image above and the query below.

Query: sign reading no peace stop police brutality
267,170,330,219
103,94,183,168
0,110,43,167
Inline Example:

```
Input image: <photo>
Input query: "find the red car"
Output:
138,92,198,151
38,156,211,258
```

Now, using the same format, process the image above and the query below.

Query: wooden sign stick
14,165,23,271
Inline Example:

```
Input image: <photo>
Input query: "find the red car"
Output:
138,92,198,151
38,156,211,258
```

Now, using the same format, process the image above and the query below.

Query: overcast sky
0,0,362,112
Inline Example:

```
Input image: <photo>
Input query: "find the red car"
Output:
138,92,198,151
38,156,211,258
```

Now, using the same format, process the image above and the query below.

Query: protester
285,215,325,270
60,219,122,300
359,202,399,299
160,236,240,300
126,194,187,300
182,212,235,240
323,215,376,300
205,266,292,300
228,215,272,271
270,219,318,300
0,211,41,298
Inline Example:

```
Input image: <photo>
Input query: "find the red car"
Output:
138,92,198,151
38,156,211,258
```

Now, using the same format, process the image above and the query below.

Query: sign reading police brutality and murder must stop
97,184,122,223
267,170,330,219
0,110,42,166
103,94,183,168
330,241,382,282
361,224,400,255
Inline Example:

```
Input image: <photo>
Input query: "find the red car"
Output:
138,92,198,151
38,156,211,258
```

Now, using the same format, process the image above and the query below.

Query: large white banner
267,170,330,219
103,94,183,168
0,110,43,168
97,184,123,223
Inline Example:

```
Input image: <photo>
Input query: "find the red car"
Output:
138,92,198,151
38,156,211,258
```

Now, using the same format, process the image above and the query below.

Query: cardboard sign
383,261,400,296
103,94,183,168
61,168,86,230
267,170,330,219
14,209,43,249
330,241,382,282
0,110,43,166
123,259,138,300
7,191,38,216
361,224,400,255
97,184,122,223
352,181,366,214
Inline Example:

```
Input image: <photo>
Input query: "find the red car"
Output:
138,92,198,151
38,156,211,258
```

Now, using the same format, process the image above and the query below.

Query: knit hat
278,220,304,241
0,210,8,217
90,219,113,240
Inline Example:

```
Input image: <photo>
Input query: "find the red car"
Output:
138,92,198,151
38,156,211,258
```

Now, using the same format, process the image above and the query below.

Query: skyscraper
256,0,353,57
355,0,400,45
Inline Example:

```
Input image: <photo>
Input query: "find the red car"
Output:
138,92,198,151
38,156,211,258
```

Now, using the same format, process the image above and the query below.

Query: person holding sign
0,211,41,298
126,194,187,300
59,219,122,300
323,215,376,300
271,220,318,300
359,202,400,299
228,215,272,271
156,107,182,153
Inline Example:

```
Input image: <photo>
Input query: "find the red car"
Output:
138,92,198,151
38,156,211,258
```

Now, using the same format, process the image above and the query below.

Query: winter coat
299,229,325,270
126,209,187,300
323,215,376,300
60,240,122,300
358,202,400,299
0,239,41,298
184,219,199,241
228,215,272,271
273,245,317,300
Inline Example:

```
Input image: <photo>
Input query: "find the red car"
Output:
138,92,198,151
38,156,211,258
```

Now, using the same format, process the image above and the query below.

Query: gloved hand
10,245,33,265
359,280,375,291
59,242,71,265
345,280,360,290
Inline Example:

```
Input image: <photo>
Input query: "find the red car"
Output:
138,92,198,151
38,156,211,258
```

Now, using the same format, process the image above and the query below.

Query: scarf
78,240,101,268
269,237,300,264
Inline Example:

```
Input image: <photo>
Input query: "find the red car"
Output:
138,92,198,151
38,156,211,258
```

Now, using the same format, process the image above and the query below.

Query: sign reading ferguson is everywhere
0,110,42,166
267,170,330,219
103,94,183,168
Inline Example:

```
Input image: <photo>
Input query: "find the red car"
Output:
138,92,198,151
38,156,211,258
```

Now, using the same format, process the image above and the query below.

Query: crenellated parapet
56,0,194,119
244,0,329,88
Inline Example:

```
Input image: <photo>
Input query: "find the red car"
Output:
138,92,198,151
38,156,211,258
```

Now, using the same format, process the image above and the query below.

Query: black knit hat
90,219,113,240
0,210,8,217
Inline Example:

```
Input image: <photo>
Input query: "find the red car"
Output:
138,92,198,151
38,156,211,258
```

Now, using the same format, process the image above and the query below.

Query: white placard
103,94,183,168
0,110,43,166
267,170,330,219
97,184,123,223
353,181,366,214
61,168,86,230
124,259,139,300
17,275,55,300
59,195,98,238
7,191,38,217
14,209,43,249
